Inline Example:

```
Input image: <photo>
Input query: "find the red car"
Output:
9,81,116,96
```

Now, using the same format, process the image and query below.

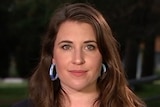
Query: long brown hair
29,3,146,107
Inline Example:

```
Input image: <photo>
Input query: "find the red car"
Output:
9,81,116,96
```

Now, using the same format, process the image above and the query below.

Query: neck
63,88,99,107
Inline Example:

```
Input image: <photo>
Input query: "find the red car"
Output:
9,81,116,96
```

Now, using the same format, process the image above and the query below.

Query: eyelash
85,45,96,50
61,44,71,50
60,44,96,51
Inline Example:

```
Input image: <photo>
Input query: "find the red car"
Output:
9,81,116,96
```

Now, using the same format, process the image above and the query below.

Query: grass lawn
135,81,160,107
0,80,28,107
0,79,160,107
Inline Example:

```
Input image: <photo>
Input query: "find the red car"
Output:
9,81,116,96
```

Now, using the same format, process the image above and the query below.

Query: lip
69,70,87,77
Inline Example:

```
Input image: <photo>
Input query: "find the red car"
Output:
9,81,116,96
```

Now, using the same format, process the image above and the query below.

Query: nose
72,49,85,65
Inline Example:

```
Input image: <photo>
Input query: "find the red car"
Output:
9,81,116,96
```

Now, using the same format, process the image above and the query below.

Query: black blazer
12,99,33,107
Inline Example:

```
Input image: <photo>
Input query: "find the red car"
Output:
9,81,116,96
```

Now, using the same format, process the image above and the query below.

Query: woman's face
52,21,102,92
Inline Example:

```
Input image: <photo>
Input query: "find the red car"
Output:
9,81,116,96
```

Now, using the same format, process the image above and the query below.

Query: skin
52,21,102,106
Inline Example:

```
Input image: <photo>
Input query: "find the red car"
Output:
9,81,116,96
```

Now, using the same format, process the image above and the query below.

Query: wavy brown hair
29,3,146,107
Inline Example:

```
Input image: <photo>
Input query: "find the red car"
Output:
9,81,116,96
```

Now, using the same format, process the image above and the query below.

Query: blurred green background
0,80,160,107
0,0,160,107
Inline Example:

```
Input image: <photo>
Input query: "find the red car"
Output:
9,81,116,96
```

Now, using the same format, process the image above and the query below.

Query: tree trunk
142,35,155,77
124,39,139,79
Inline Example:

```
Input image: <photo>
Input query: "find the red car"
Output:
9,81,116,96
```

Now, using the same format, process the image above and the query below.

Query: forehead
56,21,96,41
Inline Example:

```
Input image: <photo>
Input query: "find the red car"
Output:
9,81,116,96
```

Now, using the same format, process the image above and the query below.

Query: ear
52,58,56,64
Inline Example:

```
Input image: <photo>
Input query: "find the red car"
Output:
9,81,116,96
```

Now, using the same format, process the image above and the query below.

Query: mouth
69,70,87,77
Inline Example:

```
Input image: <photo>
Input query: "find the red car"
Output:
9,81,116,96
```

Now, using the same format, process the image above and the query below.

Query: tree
9,0,78,78
92,0,159,80
0,0,13,78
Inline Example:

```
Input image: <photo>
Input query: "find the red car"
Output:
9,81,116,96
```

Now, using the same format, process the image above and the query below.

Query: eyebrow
84,40,97,44
58,40,97,45
58,40,72,45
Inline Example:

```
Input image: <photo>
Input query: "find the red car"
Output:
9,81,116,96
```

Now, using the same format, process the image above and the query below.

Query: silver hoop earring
102,64,107,73
49,64,58,81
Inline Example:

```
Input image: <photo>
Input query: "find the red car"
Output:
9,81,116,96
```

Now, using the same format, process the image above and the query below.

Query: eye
85,44,96,50
61,44,72,50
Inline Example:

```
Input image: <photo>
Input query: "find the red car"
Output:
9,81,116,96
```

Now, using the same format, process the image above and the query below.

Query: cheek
53,55,65,67
88,54,102,73
91,52,102,66
54,60,66,78
53,53,68,73
53,49,67,63
94,55,102,74
94,62,102,74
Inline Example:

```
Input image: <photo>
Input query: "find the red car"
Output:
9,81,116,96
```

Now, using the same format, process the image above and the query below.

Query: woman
13,3,146,107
